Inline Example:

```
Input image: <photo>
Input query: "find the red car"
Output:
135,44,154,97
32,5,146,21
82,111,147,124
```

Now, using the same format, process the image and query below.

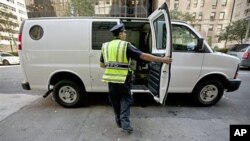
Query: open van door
148,3,172,105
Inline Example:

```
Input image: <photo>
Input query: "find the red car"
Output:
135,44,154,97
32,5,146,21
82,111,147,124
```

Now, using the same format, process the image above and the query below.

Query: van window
172,25,199,52
92,22,116,50
29,25,43,40
153,15,167,50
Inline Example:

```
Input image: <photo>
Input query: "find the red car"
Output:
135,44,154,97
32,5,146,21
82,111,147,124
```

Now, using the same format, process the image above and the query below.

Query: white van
18,3,241,107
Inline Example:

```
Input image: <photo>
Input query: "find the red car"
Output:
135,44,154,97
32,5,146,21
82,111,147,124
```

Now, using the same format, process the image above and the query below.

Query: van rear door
148,3,172,105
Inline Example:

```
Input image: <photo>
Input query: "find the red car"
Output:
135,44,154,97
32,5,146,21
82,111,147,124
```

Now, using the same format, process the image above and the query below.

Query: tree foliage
218,19,249,45
65,0,95,16
170,9,195,24
0,9,19,52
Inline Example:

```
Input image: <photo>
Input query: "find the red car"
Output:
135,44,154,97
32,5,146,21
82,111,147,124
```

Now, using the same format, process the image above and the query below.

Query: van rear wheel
53,80,83,108
193,79,224,106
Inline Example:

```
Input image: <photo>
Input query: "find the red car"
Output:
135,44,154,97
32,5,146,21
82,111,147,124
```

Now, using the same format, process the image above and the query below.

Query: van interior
92,19,159,93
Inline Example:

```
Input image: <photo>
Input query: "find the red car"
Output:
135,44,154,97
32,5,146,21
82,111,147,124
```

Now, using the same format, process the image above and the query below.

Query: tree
230,19,249,44
218,19,249,46
218,24,233,48
0,9,19,52
65,0,95,16
170,9,195,24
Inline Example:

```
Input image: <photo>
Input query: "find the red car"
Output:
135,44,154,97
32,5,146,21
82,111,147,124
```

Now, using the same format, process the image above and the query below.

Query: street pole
244,17,250,43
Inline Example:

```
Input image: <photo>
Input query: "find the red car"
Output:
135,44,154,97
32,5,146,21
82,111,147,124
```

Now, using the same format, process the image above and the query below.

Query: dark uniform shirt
100,42,142,63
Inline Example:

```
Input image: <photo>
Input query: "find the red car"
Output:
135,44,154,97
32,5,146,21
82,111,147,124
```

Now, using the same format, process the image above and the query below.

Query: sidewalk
0,93,40,121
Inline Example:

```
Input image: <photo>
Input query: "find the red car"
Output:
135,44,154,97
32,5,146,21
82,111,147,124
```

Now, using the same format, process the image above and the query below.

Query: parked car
227,44,250,59
0,52,20,65
227,44,250,68
241,46,250,68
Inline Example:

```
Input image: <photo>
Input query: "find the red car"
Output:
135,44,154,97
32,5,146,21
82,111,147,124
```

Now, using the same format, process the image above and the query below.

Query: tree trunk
224,39,228,48
9,39,13,52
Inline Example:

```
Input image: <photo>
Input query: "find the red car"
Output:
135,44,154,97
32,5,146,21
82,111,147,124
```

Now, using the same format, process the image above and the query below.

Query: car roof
229,44,250,52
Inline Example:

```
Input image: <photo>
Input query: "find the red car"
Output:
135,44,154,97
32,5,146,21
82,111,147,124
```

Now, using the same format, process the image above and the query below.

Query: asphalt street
0,65,250,141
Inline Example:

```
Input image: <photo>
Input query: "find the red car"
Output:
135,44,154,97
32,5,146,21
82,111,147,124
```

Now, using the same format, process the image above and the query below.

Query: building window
6,0,14,4
198,12,203,20
212,0,218,9
217,24,222,31
219,12,225,19
212,0,218,5
221,0,227,6
245,8,250,16
209,25,214,31
174,0,179,9
200,0,205,7
19,10,26,15
174,3,179,9
187,0,191,9
192,12,196,19
17,2,25,8
210,12,216,20
194,0,198,8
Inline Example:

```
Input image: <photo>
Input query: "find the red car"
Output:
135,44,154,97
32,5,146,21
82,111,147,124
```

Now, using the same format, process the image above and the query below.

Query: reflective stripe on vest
102,40,129,83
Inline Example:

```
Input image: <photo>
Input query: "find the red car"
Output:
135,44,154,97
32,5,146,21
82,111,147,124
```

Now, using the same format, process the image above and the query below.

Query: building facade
94,0,152,17
25,0,68,17
25,0,153,18
161,0,235,48
232,0,250,21
0,0,28,48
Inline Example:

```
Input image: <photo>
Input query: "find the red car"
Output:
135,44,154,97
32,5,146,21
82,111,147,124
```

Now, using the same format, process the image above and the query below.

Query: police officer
100,23,172,133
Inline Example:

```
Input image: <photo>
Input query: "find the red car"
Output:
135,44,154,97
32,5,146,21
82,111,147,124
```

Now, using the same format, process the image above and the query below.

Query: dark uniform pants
108,82,133,129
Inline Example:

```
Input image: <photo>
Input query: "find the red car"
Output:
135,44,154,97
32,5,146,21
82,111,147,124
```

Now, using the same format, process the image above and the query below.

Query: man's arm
127,43,172,64
140,53,172,64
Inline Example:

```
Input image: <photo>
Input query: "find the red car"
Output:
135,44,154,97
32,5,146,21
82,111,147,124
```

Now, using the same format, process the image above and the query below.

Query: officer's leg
108,83,121,128
120,82,133,132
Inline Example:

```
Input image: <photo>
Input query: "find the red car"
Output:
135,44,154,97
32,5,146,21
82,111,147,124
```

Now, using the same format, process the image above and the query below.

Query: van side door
90,20,119,91
148,3,172,105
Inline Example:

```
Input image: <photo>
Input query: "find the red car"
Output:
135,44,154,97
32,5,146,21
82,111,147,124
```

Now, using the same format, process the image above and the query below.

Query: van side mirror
197,38,204,51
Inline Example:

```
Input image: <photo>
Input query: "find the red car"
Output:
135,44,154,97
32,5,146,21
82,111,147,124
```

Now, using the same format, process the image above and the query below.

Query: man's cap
110,23,126,33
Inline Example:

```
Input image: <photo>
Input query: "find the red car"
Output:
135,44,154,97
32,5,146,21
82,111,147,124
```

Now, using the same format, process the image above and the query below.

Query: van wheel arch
49,72,86,107
192,74,227,106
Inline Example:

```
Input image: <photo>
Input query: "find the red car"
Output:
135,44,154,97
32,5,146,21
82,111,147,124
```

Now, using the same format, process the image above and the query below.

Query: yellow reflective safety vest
102,39,130,83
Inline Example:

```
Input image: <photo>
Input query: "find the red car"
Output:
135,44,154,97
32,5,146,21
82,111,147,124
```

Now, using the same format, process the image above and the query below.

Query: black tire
193,79,224,106
53,80,84,108
3,60,10,65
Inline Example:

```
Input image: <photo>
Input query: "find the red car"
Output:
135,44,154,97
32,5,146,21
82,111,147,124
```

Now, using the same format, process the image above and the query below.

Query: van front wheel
53,80,83,108
193,79,224,106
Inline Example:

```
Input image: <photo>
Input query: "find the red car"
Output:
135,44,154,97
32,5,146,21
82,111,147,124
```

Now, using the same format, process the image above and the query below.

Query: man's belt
105,63,129,68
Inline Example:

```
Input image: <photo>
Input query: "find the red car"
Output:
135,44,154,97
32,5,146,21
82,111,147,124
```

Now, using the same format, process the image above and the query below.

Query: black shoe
121,127,133,134
117,123,121,128
116,121,121,128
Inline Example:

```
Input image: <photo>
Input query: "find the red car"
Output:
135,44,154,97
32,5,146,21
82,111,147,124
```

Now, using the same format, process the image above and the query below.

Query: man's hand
162,56,172,64
100,63,105,68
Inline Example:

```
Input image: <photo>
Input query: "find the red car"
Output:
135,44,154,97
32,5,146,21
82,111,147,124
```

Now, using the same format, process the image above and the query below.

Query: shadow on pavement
83,92,195,108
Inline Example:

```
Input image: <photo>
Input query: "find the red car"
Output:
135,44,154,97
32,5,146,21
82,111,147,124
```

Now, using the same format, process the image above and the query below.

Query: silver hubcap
200,85,218,102
58,86,77,103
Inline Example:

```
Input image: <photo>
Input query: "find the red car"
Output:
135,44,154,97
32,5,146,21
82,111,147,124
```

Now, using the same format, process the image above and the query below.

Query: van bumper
226,79,241,92
22,82,31,90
